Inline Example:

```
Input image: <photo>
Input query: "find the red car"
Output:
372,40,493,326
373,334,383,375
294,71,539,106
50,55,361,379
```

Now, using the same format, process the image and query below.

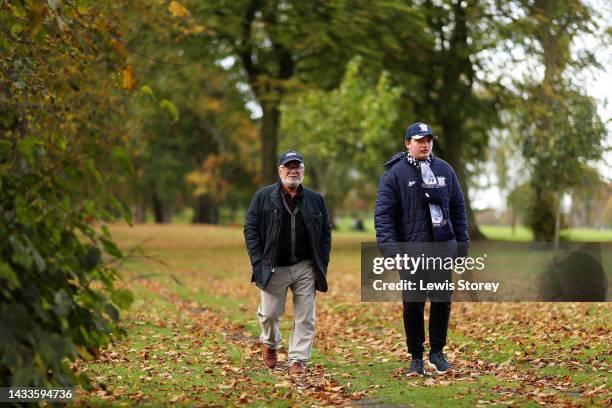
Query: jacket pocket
252,261,261,283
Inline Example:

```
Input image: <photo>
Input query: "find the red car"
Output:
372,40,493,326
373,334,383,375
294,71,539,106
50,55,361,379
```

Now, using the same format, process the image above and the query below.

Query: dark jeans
402,301,451,360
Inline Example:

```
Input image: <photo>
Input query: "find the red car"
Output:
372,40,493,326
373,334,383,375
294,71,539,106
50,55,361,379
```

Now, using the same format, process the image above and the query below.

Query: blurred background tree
111,0,260,224
281,57,402,225
118,0,609,237
499,0,608,242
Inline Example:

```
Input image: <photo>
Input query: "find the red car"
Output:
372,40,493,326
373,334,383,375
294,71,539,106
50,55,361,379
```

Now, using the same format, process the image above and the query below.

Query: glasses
280,164,304,172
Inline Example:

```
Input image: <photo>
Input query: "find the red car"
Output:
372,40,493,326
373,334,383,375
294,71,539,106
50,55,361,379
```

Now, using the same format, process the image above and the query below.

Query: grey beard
281,176,303,188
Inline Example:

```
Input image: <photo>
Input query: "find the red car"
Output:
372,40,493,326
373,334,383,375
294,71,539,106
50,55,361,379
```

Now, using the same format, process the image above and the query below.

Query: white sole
427,360,452,374
406,363,427,377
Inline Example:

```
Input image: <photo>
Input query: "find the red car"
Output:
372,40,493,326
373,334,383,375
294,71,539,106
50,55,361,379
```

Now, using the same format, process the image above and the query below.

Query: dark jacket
244,181,332,292
374,153,469,245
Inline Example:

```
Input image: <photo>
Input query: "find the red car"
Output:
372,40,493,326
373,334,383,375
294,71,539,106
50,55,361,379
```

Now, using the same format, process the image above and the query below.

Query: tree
568,165,607,228
1,1,133,387
344,0,502,239
117,1,260,223
507,0,607,242
280,57,402,223
190,0,363,184
603,194,612,228
410,0,501,240
507,182,534,235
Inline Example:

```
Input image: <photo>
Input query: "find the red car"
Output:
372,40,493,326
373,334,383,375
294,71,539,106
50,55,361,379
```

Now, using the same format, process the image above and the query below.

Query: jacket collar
270,180,304,208
270,180,282,198
383,152,436,170
383,152,405,169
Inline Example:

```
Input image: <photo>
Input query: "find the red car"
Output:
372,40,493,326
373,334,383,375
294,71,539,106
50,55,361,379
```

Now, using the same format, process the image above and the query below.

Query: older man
375,122,469,377
244,150,332,375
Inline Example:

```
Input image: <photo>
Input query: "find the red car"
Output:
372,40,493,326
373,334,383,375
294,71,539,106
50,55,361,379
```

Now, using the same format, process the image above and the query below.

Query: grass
154,209,612,243
479,225,534,241
479,225,612,242
333,214,612,242
72,224,611,406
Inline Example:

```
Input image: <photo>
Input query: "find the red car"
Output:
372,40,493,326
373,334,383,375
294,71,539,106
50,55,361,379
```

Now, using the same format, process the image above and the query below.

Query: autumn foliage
0,1,133,387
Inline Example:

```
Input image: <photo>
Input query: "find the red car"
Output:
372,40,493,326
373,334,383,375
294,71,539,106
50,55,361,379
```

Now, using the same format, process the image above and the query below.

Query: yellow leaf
168,1,189,18
122,66,136,90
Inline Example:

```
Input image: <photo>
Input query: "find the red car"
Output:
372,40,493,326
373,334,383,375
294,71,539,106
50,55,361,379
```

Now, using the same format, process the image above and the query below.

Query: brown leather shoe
289,361,307,375
263,345,277,368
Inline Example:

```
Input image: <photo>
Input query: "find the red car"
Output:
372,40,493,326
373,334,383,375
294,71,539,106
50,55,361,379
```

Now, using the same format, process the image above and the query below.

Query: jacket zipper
303,208,322,271
269,208,280,272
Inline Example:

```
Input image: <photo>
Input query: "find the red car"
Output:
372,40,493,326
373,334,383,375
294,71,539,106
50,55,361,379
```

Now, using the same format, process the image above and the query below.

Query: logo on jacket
408,180,416,187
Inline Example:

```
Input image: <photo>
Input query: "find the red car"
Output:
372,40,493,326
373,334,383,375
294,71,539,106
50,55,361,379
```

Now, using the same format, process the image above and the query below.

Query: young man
244,150,332,375
374,122,469,376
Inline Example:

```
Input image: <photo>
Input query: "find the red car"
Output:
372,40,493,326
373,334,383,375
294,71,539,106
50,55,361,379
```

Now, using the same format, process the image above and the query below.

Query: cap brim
280,158,304,166
411,134,432,140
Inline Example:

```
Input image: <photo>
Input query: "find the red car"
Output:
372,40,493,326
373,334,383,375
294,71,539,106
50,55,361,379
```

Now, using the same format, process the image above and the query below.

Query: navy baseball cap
279,150,304,166
405,122,434,140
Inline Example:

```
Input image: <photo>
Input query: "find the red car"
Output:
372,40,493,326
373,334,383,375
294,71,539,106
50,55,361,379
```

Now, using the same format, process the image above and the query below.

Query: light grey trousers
257,259,316,364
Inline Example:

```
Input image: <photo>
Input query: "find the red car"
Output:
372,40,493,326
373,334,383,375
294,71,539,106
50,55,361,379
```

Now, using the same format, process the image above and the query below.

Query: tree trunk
260,101,280,185
529,170,556,241
240,4,294,186
553,191,561,250
132,203,146,223
327,204,337,230
163,202,174,224
584,200,592,227
133,193,147,223
151,192,171,224
228,202,237,226
440,121,486,240
192,194,219,224
431,0,485,241
529,0,563,242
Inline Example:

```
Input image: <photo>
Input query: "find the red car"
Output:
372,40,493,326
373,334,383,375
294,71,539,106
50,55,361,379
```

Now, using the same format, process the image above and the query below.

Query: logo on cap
419,124,428,131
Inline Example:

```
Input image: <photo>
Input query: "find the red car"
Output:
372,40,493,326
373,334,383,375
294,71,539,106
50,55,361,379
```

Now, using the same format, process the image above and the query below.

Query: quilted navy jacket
374,152,469,245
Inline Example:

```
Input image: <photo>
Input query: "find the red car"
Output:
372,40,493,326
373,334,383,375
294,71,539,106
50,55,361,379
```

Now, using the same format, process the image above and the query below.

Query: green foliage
280,57,402,212
189,0,377,183
0,1,133,388
115,1,260,222
159,99,180,123
505,0,608,240
507,182,534,225
520,86,606,193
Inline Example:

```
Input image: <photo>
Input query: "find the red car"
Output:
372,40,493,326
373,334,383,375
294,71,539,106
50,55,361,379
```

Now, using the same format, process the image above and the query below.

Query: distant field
479,225,612,242
171,209,612,242
334,216,612,242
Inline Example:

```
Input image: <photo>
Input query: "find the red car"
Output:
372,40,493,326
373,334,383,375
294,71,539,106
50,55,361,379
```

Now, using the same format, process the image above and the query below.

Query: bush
1,1,133,388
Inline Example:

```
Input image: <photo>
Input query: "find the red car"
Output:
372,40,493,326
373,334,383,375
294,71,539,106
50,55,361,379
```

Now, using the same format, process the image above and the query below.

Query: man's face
278,160,304,188
405,136,433,160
